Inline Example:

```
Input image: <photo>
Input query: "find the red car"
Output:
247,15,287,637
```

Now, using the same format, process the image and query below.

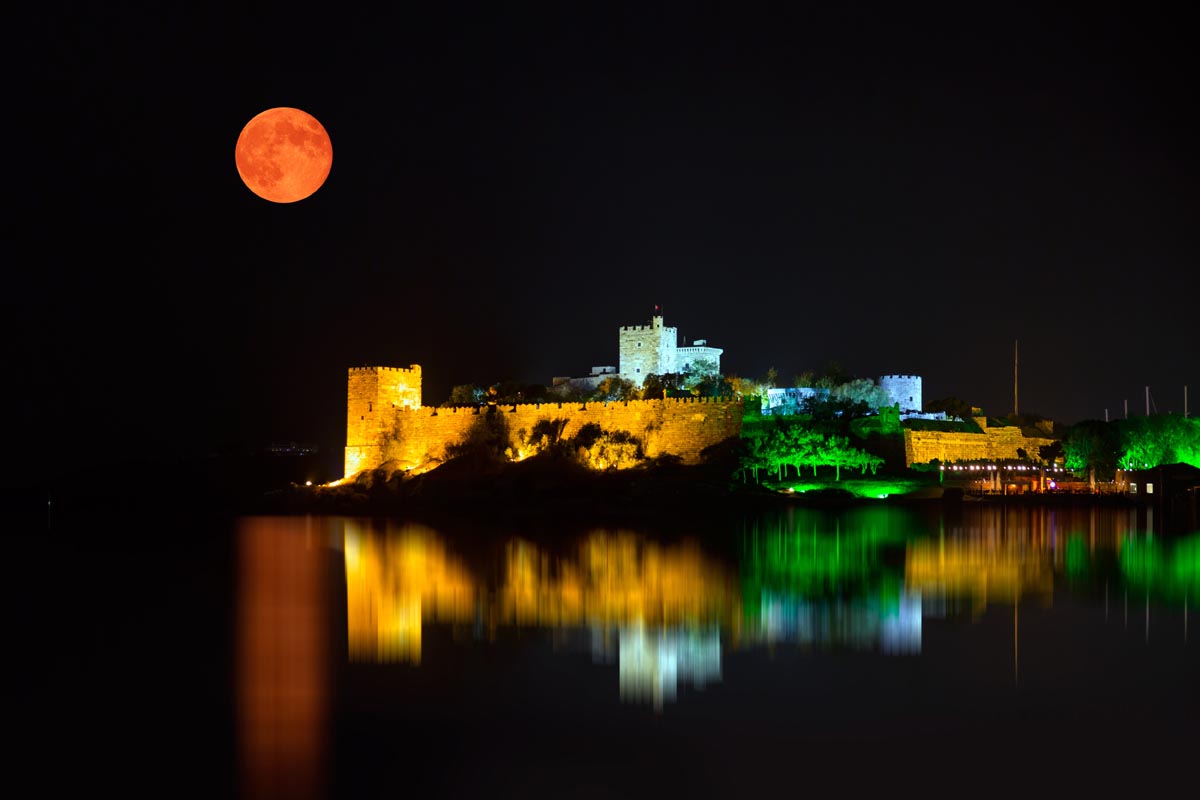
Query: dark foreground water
10,503,1198,797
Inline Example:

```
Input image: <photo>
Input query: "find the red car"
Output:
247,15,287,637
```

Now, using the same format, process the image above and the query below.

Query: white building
617,315,723,386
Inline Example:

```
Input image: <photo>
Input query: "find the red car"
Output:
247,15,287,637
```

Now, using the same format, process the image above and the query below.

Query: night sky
7,3,1197,486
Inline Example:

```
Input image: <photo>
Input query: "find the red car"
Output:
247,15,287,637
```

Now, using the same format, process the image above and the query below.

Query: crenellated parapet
345,364,743,477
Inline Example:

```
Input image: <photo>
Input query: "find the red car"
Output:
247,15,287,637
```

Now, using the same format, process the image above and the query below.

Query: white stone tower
879,374,922,412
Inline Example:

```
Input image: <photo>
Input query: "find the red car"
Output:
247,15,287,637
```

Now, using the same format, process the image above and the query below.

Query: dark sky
6,3,1198,486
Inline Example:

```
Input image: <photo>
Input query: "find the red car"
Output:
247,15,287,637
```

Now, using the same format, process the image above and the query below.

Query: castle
618,314,723,385
555,314,724,391
343,316,1057,478
345,364,743,477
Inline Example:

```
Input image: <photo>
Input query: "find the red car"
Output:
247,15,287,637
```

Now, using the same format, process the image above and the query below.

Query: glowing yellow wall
344,364,743,477
345,365,422,476
903,419,1056,466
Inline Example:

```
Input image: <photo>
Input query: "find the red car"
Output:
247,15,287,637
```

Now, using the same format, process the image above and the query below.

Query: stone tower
345,365,422,476
619,315,677,385
879,374,922,412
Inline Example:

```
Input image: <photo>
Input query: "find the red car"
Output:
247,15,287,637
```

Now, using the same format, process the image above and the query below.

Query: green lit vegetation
1119,533,1200,602
1063,414,1200,476
737,387,896,485
737,415,885,484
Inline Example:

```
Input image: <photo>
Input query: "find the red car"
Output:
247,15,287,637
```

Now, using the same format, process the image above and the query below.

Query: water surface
14,504,1197,797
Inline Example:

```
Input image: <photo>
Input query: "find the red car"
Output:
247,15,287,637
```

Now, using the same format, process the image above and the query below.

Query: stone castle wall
346,366,423,476
345,365,743,476
903,418,1056,466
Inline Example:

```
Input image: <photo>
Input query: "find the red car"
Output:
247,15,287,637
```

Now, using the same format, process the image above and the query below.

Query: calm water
12,504,1198,797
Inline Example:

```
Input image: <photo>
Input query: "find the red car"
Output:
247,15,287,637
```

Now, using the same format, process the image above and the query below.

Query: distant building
551,365,619,393
761,387,824,415
762,375,947,420
266,442,319,455
553,313,724,389
1122,464,1200,528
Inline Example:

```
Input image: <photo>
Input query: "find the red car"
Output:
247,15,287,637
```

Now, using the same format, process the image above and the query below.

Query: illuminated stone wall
345,366,422,476
346,364,743,477
903,417,1057,466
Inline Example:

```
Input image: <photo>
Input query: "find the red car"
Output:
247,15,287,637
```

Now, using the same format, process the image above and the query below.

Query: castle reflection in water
338,506,1198,710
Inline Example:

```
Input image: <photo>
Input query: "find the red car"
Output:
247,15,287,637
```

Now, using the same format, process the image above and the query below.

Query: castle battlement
400,397,744,417
618,324,678,333
345,363,743,477
349,365,421,377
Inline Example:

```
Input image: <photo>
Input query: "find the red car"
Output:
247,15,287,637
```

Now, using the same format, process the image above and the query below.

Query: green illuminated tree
809,433,883,480
1117,414,1200,469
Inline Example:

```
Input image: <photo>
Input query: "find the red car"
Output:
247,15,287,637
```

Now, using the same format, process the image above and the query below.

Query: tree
793,370,815,388
925,397,974,419
488,379,531,403
550,381,590,402
591,376,638,402
681,358,718,385
446,383,487,405
640,374,667,399
524,418,570,455
1062,420,1120,477
640,373,685,399
690,373,736,398
800,392,869,421
813,361,849,389
726,374,761,398
1118,414,1200,470
830,378,891,410
1038,441,1064,464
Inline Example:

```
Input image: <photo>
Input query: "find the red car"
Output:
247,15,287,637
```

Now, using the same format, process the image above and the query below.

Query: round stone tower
879,374,922,412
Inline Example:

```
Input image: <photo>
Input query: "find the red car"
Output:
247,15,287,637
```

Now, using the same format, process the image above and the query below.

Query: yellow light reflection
498,532,740,630
343,521,475,664
905,538,1053,611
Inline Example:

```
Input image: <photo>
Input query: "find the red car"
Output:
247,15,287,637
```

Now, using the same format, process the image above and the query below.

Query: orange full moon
235,107,332,203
